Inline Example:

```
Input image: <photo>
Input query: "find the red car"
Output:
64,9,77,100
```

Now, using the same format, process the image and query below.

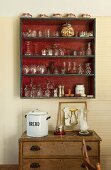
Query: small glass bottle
72,62,77,74
86,42,92,55
58,85,62,97
53,88,58,97
67,61,71,73
61,85,64,97
61,61,67,74
34,43,38,55
78,64,84,74
31,85,37,98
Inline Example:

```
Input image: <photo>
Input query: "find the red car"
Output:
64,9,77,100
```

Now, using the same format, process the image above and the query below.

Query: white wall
0,1,111,170
0,0,111,17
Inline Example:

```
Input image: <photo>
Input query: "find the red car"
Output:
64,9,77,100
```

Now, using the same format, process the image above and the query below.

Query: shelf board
22,55,95,58
20,17,95,21
20,96,95,99
22,36,95,40
22,73,95,76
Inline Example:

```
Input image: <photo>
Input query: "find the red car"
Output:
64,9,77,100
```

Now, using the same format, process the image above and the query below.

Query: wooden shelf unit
20,17,96,99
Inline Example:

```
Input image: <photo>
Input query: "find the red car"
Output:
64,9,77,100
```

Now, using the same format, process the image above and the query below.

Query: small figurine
81,13,91,18
38,14,48,18
65,13,76,18
20,13,32,18
52,13,62,18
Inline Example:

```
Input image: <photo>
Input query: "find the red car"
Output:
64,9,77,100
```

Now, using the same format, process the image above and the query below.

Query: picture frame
57,101,87,131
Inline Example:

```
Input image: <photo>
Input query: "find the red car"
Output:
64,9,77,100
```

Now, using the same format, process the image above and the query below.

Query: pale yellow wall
1,0,111,16
0,17,111,170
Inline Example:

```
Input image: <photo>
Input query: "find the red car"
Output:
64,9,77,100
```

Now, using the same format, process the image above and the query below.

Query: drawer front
23,141,99,157
23,158,98,170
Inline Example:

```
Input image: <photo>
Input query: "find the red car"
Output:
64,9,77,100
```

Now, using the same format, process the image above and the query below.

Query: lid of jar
76,85,84,87
27,109,48,116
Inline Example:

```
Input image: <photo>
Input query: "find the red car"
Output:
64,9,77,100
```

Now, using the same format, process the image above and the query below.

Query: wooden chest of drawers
19,131,101,170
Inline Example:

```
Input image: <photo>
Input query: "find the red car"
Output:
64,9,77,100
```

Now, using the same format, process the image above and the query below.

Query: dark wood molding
0,164,18,170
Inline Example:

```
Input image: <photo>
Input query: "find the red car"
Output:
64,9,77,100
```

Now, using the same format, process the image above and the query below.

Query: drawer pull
81,163,86,168
86,145,92,151
30,162,40,168
30,145,40,151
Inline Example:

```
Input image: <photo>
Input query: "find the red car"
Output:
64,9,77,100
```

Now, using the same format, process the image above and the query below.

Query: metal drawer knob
86,145,92,151
30,145,40,151
30,162,40,168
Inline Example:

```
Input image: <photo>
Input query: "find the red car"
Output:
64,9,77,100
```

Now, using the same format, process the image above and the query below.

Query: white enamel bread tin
25,109,51,137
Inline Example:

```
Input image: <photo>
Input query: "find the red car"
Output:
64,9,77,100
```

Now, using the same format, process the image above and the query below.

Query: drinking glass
59,48,65,56
38,30,42,37
36,85,43,97
47,48,53,56
44,88,51,97
41,49,47,56
39,65,47,74
22,65,29,74
44,29,50,37
31,85,37,98
30,65,36,74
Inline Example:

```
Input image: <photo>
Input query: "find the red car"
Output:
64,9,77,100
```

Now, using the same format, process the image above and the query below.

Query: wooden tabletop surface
19,130,102,142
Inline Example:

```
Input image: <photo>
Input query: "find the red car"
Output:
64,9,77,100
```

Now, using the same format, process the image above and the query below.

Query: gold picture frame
57,101,87,131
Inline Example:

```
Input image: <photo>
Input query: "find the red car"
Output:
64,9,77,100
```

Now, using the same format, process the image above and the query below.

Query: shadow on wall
13,17,20,98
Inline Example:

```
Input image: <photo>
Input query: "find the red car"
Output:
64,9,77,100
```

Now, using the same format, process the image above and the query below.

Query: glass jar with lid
75,85,85,97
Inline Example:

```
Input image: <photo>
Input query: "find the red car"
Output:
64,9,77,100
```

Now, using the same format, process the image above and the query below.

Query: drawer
23,141,99,158
23,158,98,170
